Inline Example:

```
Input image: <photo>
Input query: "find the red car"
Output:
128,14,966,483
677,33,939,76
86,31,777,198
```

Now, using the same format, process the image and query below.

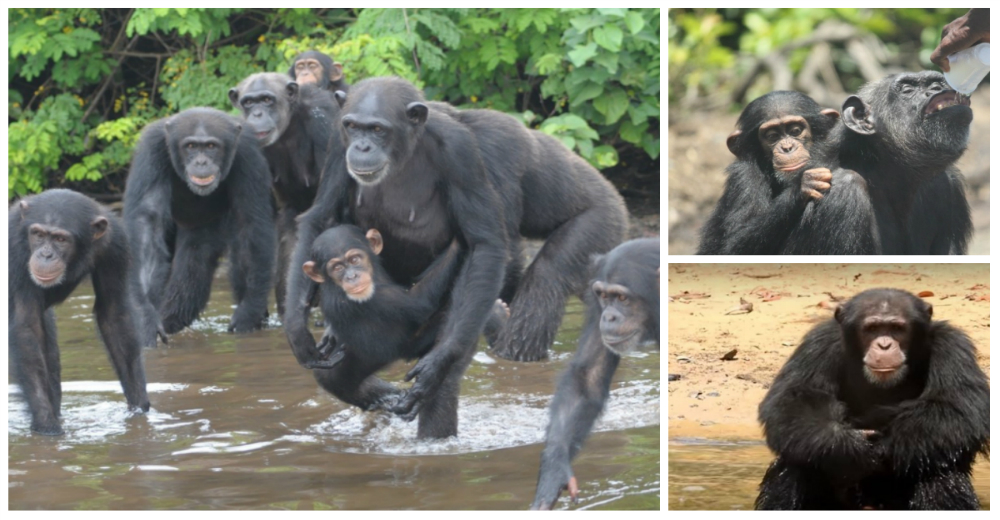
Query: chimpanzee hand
305,327,347,369
801,168,833,200
930,8,990,72
391,348,454,421
228,305,268,333
530,460,579,510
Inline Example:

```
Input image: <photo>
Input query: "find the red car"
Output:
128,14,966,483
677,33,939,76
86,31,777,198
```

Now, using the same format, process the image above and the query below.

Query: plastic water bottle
943,43,990,95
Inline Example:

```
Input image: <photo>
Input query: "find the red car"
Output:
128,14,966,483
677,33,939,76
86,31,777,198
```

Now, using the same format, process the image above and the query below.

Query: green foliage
8,8,660,199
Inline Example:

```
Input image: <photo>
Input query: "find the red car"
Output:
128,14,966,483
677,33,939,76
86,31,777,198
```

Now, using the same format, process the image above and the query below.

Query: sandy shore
667,263,990,440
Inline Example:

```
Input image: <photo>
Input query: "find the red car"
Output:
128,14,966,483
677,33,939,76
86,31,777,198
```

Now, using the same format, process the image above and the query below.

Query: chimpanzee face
757,115,814,175
592,280,650,355
336,87,428,187
229,73,296,148
25,217,107,289
835,290,933,388
177,133,225,195
303,227,384,302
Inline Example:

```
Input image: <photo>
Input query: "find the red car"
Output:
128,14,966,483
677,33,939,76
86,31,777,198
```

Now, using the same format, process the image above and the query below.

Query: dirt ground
667,263,990,440
667,88,991,255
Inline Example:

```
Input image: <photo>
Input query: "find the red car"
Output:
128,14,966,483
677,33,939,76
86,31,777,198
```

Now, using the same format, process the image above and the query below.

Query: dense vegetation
8,8,660,199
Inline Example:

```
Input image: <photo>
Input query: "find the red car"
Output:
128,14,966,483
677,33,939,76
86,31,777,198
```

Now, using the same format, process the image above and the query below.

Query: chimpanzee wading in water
756,289,989,509
124,107,276,343
9,189,150,435
531,238,660,509
284,77,627,438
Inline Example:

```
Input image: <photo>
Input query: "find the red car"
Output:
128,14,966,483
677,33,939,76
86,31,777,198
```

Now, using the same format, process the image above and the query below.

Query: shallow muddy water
8,277,660,510
668,440,990,510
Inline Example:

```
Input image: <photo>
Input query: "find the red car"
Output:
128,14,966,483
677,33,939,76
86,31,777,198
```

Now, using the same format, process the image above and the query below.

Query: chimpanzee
283,77,627,438
229,72,341,314
123,107,276,342
288,50,349,93
756,289,989,510
9,189,150,435
531,238,660,510
838,71,973,254
698,91,878,255
302,225,464,426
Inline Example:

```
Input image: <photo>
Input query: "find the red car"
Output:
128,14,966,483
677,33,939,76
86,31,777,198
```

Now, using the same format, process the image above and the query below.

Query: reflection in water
8,278,660,510
668,441,990,510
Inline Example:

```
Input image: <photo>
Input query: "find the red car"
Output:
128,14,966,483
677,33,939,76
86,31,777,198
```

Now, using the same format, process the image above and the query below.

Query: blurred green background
8,8,660,201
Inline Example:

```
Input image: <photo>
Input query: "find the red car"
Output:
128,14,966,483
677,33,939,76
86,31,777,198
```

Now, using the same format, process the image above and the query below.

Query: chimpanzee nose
877,338,892,350
602,311,618,324
780,142,794,153
355,142,371,153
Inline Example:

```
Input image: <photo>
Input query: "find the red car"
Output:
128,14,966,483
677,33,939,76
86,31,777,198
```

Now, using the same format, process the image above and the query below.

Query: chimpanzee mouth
189,175,216,186
255,131,272,141
777,161,808,173
924,91,971,115
602,331,639,348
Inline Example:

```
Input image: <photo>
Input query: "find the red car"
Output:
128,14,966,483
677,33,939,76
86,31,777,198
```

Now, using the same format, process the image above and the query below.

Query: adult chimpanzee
698,91,878,255
756,288,989,510
229,72,341,314
302,225,470,427
530,238,659,510
9,189,150,435
124,107,276,343
284,76,626,438
838,71,973,254
288,50,349,93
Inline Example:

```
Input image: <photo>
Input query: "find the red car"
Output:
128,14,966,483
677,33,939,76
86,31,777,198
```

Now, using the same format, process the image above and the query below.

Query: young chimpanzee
124,108,276,342
229,73,342,314
287,50,349,93
9,189,150,435
531,238,660,510
304,225,505,432
756,289,989,510
839,71,973,254
698,91,878,255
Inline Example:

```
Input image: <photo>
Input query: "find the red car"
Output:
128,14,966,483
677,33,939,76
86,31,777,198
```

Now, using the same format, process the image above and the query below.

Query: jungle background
668,8,990,254
8,8,661,236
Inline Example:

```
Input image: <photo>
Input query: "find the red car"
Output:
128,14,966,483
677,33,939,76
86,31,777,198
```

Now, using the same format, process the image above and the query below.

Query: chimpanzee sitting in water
756,289,989,509
531,238,660,509
303,225,505,426
698,91,877,255
9,189,150,435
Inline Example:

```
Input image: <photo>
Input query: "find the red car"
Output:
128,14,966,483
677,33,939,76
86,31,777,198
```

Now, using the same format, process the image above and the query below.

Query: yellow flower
471,95,478,103
258,35,266,43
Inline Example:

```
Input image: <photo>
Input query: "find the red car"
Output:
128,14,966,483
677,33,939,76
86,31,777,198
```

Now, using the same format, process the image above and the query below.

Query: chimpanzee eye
349,256,361,265
55,235,67,243
332,264,344,273
373,125,383,134
901,85,915,94
206,143,216,149
766,131,779,142
618,293,628,302
788,126,802,136
186,143,196,149
263,98,274,106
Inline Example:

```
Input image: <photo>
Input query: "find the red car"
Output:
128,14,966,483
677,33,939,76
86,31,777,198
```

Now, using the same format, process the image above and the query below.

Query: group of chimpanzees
9,50,661,508
699,71,973,255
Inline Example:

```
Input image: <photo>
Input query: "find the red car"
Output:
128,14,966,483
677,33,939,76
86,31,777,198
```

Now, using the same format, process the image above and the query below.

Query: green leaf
592,145,619,168
619,119,648,145
567,42,598,67
568,81,604,106
592,87,629,124
624,11,646,34
593,24,623,53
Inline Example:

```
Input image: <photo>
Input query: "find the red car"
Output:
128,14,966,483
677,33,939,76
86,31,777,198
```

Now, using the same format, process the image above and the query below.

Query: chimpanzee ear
365,229,384,255
302,261,325,283
726,130,742,156
91,216,109,241
821,108,840,121
285,81,299,99
842,96,876,135
334,90,348,108
589,253,606,273
18,200,29,219
925,303,933,319
406,102,428,126
330,63,344,82
834,305,844,323
228,88,240,107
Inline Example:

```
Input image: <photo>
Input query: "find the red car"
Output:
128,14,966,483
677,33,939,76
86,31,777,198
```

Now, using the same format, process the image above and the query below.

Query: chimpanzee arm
880,323,989,476
9,289,63,435
392,130,508,419
226,146,277,333
123,128,175,347
907,169,972,254
759,321,881,476
531,318,621,510
784,168,880,254
90,218,150,413
407,239,462,310
284,153,353,367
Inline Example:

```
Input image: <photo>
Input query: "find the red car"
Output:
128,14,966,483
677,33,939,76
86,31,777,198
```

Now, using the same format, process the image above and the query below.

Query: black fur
308,225,462,421
699,91,877,254
229,73,341,315
123,107,276,341
283,77,627,437
9,189,149,435
756,289,989,510
531,239,659,509
839,71,973,254
287,50,349,93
